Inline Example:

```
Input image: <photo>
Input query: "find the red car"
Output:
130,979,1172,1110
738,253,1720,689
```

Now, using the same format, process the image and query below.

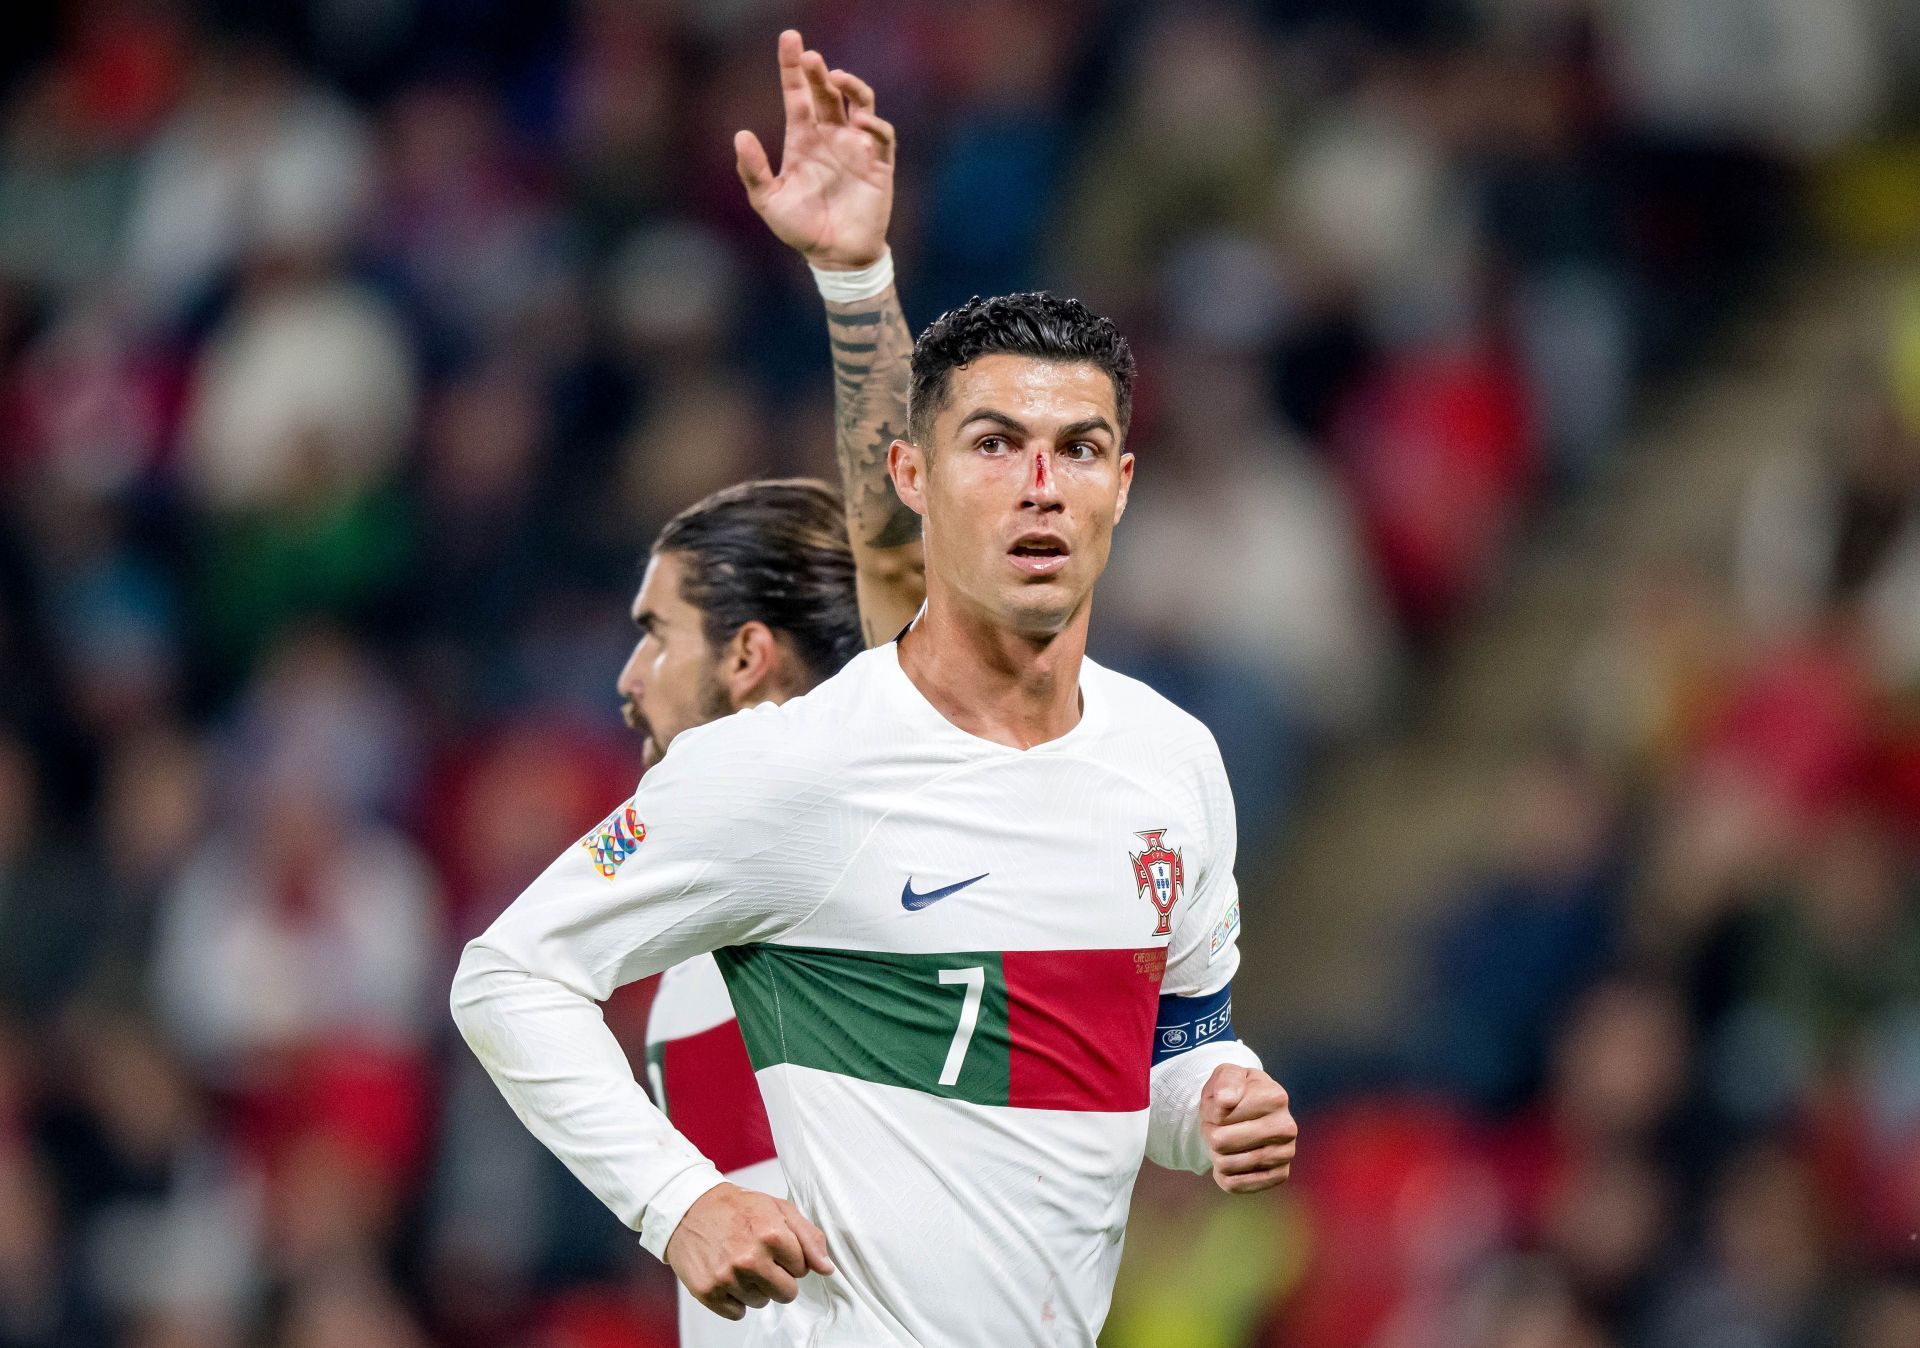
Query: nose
1023,447,1062,509
616,646,645,705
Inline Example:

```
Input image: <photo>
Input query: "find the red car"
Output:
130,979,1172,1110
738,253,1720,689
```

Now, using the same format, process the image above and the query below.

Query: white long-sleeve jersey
645,953,785,1348
452,643,1259,1346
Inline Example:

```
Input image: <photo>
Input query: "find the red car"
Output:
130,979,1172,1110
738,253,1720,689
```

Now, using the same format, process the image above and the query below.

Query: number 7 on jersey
937,966,986,1086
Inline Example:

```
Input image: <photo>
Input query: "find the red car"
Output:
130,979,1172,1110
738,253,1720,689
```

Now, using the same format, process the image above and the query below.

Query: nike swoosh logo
900,872,990,911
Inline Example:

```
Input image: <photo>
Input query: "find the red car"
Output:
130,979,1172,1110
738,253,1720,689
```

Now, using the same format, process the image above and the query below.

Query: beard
694,664,734,725
625,663,736,769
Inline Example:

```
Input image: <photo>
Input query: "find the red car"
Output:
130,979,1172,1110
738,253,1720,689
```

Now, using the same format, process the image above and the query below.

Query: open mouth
1008,534,1071,576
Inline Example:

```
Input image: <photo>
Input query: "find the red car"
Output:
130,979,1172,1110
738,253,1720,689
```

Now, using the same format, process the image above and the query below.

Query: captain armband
1152,983,1237,1066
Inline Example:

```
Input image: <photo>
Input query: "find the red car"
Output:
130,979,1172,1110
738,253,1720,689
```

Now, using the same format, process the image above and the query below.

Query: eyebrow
1058,416,1115,440
958,410,1116,440
959,408,1030,436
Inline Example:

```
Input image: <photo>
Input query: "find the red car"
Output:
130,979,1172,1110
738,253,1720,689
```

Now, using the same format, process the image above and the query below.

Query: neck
898,583,1089,749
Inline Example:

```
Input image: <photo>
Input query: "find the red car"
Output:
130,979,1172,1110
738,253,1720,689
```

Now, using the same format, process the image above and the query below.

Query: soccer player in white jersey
631,29,925,1347
454,78,1299,1348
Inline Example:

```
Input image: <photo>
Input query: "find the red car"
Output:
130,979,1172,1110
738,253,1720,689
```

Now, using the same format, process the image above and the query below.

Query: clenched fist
1200,1064,1298,1194
665,1183,835,1321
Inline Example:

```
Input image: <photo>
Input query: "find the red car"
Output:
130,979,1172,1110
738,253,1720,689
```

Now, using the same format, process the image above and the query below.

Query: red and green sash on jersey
715,944,1167,1111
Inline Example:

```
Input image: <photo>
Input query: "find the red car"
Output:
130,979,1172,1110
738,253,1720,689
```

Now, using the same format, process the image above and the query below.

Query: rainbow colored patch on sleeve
581,802,647,879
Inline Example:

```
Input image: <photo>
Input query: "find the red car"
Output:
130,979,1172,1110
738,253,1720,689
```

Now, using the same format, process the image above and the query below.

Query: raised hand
665,1182,836,1321
735,29,895,270
1199,1064,1298,1194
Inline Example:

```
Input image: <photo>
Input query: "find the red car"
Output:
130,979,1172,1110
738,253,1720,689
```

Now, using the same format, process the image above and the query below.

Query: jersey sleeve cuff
1147,1039,1263,1174
637,1161,729,1261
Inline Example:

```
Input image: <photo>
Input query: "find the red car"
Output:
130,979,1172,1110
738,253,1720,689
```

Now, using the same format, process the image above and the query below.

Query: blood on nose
1028,448,1057,497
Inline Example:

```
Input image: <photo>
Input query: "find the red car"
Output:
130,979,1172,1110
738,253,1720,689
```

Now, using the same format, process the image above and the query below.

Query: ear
889,438,930,518
721,620,786,707
1114,450,1135,524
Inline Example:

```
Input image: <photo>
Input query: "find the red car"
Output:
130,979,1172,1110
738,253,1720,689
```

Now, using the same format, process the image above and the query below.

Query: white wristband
811,249,894,304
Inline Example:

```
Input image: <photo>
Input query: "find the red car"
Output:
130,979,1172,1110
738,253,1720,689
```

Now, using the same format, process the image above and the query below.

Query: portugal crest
1130,828,1185,936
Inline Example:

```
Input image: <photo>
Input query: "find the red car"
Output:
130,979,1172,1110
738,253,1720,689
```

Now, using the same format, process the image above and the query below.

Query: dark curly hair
652,479,865,691
908,292,1137,445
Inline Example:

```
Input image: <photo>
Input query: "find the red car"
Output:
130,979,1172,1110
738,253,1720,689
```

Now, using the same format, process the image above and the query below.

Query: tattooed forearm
826,287,920,555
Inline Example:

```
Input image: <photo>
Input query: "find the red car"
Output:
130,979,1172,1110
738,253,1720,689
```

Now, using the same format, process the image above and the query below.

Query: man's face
616,550,732,767
901,355,1133,638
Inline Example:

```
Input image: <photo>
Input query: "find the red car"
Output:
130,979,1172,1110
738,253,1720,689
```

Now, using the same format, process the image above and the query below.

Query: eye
1062,441,1099,461
978,435,1010,454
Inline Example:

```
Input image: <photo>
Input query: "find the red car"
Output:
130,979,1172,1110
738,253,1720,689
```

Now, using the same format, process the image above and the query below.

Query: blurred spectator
1642,1142,1838,1348
1272,1097,1510,1348
37,1014,255,1344
1541,1150,1674,1340
1567,560,1740,787
1601,0,1887,154
1056,8,1288,316
1426,1256,1612,1348
5,296,174,500
1332,314,1537,641
221,629,418,823
0,0,193,306
148,631,439,1214
1738,365,1920,688
915,0,1078,307
1466,45,1632,484
85,726,210,1002
371,78,561,353
22,495,181,736
271,1268,428,1348
180,260,419,669
424,719,636,941
1842,1281,1920,1348
1399,753,1624,1108
1278,55,1478,346
1703,809,1920,1123
403,350,582,717
179,262,415,510
0,70,133,303
121,41,372,321
0,733,102,1026
0,1143,104,1348
1499,976,1698,1228
418,723,645,1337
150,784,437,1075
558,0,682,260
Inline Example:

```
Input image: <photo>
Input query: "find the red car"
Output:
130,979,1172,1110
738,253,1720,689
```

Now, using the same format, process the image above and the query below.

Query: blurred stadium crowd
1,0,1919,1345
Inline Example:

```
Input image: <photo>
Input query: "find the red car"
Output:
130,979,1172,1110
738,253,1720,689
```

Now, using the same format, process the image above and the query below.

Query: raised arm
824,280,919,644
736,30,924,645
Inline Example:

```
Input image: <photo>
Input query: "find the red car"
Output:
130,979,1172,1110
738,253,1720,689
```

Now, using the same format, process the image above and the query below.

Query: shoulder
1083,658,1226,777
1081,658,1234,834
645,646,899,798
